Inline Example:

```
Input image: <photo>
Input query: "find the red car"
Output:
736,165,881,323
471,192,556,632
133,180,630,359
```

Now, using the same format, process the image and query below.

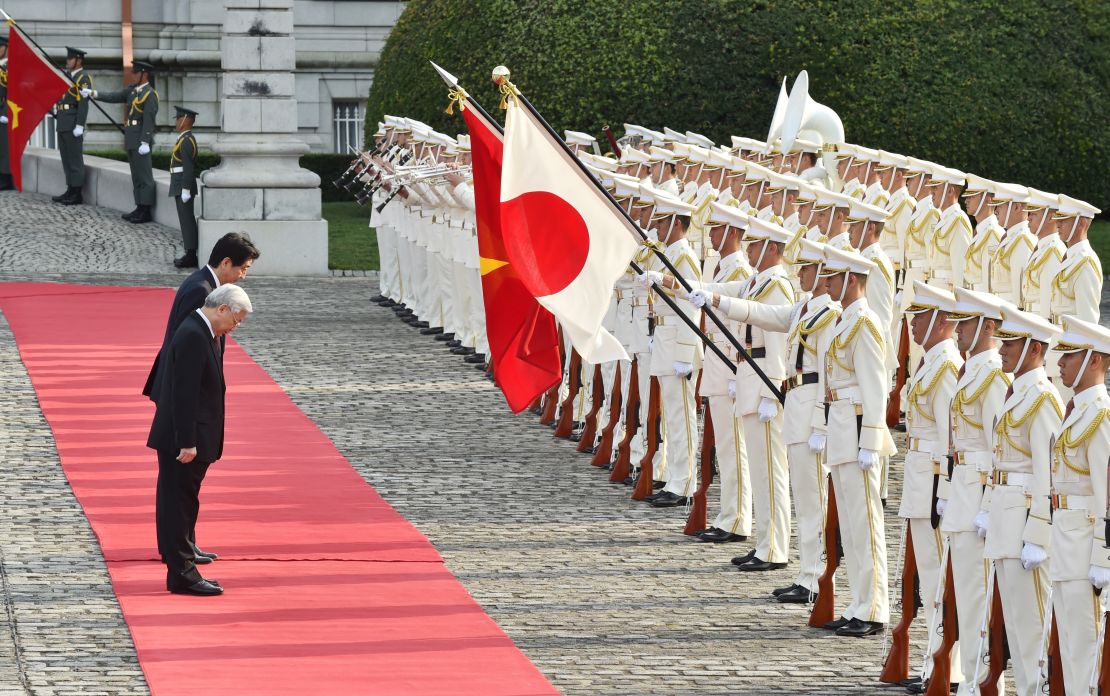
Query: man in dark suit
144,232,259,567
147,284,253,596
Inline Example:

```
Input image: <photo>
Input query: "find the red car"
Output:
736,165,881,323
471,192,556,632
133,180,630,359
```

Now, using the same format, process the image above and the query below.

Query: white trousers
464,265,488,355
377,224,401,300
660,372,698,497
708,395,751,536
949,531,990,695
432,245,453,330
831,461,889,623
1052,579,1099,696
608,359,634,464
909,520,964,686
632,356,665,478
742,414,790,564
593,360,619,450
995,558,1049,696
788,442,826,591
398,236,416,309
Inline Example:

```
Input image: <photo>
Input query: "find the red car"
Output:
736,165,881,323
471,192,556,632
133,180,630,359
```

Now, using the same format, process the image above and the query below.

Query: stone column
198,0,328,275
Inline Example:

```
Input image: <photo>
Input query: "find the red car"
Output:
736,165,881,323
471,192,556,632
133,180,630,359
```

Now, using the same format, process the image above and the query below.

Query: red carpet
0,282,557,696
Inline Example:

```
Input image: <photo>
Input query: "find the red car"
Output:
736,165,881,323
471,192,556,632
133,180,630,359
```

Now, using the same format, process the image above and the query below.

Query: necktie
1064,398,1075,420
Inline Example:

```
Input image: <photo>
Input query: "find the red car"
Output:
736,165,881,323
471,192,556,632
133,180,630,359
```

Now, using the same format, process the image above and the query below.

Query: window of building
30,113,58,150
333,101,363,154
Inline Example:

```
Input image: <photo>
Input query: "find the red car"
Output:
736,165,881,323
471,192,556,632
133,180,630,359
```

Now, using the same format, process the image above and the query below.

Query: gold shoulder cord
953,368,1008,428
1053,408,1109,475
996,391,1063,457
909,360,959,421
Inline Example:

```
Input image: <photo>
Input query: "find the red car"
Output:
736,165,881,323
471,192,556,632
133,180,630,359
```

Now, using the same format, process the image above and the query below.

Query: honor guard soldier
988,183,1036,308
936,288,1010,694
1020,188,1065,318
83,60,159,223
961,174,1005,293
52,47,92,205
818,246,895,637
926,166,973,292
637,195,703,507
0,35,10,191
900,281,964,680
976,305,1063,696
169,107,199,268
1045,316,1110,694
1050,193,1102,325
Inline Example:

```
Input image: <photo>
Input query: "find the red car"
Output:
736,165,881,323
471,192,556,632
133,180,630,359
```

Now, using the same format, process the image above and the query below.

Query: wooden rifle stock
880,524,918,683
539,384,559,424
602,125,621,158
1099,609,1110,693
576,364,605,453
1047,615,1065,695
684,400,715,535
924,554,958,695
977,580,1007,696
887,317,910,428
554,350,582,439
631,377,661,500
610,359,640,483
809,473,839,627
591,363,623,467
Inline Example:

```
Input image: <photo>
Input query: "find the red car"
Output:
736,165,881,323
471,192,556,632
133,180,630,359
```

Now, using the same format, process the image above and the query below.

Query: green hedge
366,0,1110,211
85,150,355,203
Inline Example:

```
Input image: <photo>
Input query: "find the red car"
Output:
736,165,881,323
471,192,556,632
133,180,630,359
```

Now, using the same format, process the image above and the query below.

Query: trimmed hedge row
366,0,1110,210
85,150,355,203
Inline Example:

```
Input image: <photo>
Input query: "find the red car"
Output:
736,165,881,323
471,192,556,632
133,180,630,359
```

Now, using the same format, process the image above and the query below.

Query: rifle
554,350,583,439
809,472,839,627
1047,616,1065,695
923,544,957,695
603,125,621,158
880,523,918,683
684,400,715,536
887,317,910,427
591,362,623,467
576,364,605,453
610,359,640,483
631,376,661,500
539,330,566,425
974,565,1007,696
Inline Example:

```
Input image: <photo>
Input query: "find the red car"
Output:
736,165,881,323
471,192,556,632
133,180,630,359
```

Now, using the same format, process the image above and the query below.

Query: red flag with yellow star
460,96,561,413
6,25,70,190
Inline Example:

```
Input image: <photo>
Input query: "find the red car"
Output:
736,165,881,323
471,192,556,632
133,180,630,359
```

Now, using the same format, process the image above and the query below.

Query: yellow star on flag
6,100,21,131
480,256,508,276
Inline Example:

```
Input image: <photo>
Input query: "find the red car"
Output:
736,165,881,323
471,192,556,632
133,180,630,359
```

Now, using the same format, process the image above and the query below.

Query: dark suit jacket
147,311,226,462
144,266,220,400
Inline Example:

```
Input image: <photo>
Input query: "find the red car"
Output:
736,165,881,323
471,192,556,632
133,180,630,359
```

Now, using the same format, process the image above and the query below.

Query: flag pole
1,10,127,134
493,70,785,403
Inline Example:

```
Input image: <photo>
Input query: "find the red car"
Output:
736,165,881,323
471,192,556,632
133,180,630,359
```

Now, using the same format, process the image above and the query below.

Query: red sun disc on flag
501,191,590,297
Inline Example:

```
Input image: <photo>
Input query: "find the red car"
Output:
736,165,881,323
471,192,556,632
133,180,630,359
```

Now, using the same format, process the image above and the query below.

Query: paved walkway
0,189,1085,694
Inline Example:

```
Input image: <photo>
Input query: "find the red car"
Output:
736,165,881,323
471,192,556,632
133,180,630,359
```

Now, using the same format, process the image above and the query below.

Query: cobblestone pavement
4,191,1104,694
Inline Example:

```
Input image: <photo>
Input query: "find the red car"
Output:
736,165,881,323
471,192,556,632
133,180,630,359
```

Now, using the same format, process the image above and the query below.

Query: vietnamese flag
459,88,562,412
6,25,70,190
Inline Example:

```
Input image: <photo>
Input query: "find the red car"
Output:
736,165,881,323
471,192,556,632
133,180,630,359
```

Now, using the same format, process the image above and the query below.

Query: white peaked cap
621,147,652,165
663,126,687,142
745,216,793,244
847,198,891,222
819,246,877,276
706,201,750,228
997,304,1061,344
564,130,596,147
686,131,715,148
949,287,1006,321
1053,315,1110,354
581,153,618,171
612,174,641,199
652,196,696,218
730,136,766,150
1024,188,1058,210
649,146,678,163
989,181,1029,203
963,173,994,194
706,149,732,169
686,145,710,164
795,238,826,265
1055,194,1101,218
906,280,956,314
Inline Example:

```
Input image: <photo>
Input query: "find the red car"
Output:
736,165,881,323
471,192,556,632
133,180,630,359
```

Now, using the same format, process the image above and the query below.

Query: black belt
783,372,819,391
747,347,766,359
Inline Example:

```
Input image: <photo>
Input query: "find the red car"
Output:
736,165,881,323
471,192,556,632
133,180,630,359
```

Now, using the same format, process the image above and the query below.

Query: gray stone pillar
198,0,328,275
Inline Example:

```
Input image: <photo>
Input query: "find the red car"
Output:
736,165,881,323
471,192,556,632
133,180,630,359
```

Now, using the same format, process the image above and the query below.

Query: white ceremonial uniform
927,203,973,292
882,186,914,274
1049,384,1110,695
964,214,1004,293
990,222,1036,307
824,296,895,623
721,291,840,591
1051,239,1102,325
941,347,1008,693
983,367,1062,696
1022,233,1065,318
861,242,898,381
649,238,703,497
900,338,963,682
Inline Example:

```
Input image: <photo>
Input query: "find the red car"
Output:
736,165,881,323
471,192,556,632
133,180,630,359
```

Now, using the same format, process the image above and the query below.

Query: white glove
673,361,693,378
637,270,663,288
727,380,736,399
73,125,84,138
757,397,778,423
688,289,713,308
138,142,151,156
646,337,653,352
180,190,192,203
0,116,7,125
857,448,880,471
808,432,826,454
974,511,989,539
1089,565,1110,589
79,88,95,99
936,498,947,517
1020,542,1047,571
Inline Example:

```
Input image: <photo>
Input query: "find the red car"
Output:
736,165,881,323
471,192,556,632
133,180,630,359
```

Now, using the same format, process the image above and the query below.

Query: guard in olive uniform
52,47,92,205
83,60,159,223
0,36,11,191
169,107,199,268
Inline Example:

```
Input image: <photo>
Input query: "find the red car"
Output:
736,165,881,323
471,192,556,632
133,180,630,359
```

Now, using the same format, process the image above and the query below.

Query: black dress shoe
412,321,430,329
464,353,486,364
122,207,140,221
434,332,455,342
392,306,410,314
195,548,218,560
420,326,444,335
776,585,816,604
649,491,688,508
52,190,68,202
698,528,748,543
898,677,922,689
447,340,463,348
370,294,387,303
194,554,213,565
653,480,666,490
173,250,199,269
61,190,83,205
736,557,787,572
169,579,224,596
378,299,397,307
642,490,666,503
822,616,850,631
835,618,884,637
731,550,757,566
621,475,635,486
129,205,153,223
402,315,420,325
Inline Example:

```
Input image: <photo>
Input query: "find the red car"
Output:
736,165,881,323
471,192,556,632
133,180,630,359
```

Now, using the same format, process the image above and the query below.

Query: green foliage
324,201,379,270
367,0,1110,210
